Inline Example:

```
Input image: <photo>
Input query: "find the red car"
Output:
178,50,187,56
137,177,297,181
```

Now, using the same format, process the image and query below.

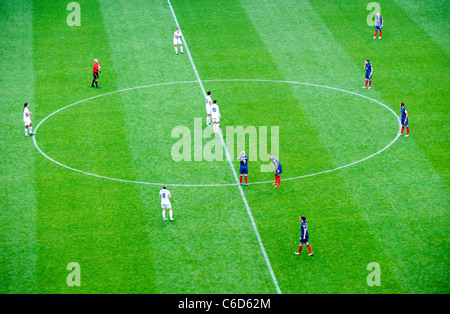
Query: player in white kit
173,28,184,55
211,99,221,134
159,184,174,221
23,103,34,137
205,91,212,126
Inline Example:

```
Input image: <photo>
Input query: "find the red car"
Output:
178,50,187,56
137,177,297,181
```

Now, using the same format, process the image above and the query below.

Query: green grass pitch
0,0,448,294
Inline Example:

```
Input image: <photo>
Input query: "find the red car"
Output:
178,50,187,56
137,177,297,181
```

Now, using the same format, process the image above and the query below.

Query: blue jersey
239,156,249,174
401,107,408,124
301,221,308,238
401,107,407,119
375,15,383,27
272,157,281,169
239,156,248,166
365,63,373,79
272,157,282,174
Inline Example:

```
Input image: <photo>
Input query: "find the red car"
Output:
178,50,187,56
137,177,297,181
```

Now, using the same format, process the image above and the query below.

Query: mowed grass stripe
169,0,355,293
32,0,156,293
239,0,448,293
98,0,277,293
244,0,447,293
306,0,449,293
307,0,449,181
98,0,235,185
393,0,450,53
230,0,406,293
168,1,349,189
0,0,37,293
2,0,446,294
167,0,396,293
169,0,281,293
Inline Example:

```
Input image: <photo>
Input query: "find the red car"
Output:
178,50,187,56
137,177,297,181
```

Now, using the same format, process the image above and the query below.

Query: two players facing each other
237,152,282,187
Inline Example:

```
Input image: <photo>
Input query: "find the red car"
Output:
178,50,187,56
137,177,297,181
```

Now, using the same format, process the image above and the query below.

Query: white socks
162,209,173,220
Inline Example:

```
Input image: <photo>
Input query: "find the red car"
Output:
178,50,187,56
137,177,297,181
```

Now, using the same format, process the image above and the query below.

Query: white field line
33,79,400,187
205,79,402,184
167,0,282,294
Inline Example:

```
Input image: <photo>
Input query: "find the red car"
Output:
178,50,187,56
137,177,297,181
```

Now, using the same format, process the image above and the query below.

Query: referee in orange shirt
91,59,101,88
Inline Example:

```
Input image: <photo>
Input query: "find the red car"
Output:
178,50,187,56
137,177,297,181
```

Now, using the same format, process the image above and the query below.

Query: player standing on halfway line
269,153,282,187
23,103,34,137
211,99,221,134
239,151,249,186
173,28,184,55
373,12,383,39
91,59,101,89
159,184,174,221
205,91,212,126
363,59,373,89
295,216,314,256
399,102,410,137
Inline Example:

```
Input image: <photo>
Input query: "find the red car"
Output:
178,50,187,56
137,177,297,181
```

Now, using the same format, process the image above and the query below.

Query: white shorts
161,202,171,209
212,116,220,123
24,119,31,126
206,105,211,115
173,37,181,45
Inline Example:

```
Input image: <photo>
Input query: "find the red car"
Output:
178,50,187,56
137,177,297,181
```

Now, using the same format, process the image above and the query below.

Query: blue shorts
402,118,408,125
276,165,282,175
300,235,309,244
365,73,372,80
240,166,248,175
375,25,382,30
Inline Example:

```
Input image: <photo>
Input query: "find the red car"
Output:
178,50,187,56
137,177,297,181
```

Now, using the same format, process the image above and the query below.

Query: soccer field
1,0,449,294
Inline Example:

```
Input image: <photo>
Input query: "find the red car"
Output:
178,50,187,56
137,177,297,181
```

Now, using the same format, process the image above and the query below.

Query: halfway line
167,0,282,294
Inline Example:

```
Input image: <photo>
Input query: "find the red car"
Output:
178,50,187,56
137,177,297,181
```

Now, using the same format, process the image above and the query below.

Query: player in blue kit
373,12,383,39
363,59,373,89
399,102,409,137
295,216,314,256
269,153,282,187
239,151,249,186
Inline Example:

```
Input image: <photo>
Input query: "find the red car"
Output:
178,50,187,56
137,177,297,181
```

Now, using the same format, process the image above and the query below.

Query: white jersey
205,95,212,113
205,95,212,106
173,30,182,39
23,107,31,122
211,104,220,119
173,30,182,45
159,189,171,204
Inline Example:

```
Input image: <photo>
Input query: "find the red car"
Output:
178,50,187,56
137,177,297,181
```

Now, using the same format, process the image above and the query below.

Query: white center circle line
33,79,401,187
